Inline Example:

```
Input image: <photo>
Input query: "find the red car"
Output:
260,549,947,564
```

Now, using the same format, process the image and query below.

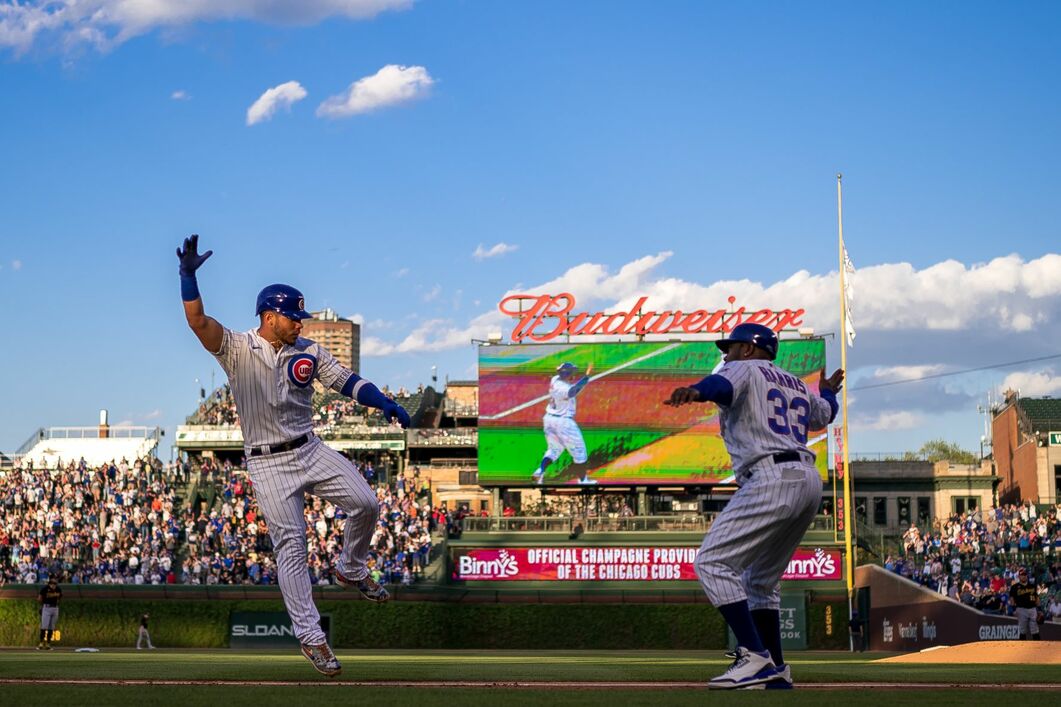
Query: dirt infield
0,679,1057,690
877,640,1061,664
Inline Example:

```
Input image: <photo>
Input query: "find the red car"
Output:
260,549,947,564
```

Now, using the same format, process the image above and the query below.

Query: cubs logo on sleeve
288,354,317,388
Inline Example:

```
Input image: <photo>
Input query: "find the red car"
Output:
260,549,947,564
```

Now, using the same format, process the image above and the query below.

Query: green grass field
0,649,1056,706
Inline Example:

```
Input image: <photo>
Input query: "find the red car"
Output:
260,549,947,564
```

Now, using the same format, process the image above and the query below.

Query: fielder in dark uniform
1009,569,1042,640
137,612,156,650
38,577,62,650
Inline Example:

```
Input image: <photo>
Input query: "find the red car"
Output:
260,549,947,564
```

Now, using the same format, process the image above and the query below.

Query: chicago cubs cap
255,284,313,321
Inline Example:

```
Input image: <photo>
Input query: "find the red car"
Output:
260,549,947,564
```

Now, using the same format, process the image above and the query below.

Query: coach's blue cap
716,323,778,360
255,283,313,321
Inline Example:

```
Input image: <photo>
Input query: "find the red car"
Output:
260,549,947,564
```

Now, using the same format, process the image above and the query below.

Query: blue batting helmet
255,284,313,321
556,362,578,377
716,323,778,360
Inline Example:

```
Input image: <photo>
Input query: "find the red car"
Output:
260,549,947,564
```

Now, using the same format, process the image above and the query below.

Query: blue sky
1,1,1059,457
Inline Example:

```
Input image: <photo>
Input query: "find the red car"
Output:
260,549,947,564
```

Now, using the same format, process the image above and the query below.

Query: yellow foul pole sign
836,173,855,596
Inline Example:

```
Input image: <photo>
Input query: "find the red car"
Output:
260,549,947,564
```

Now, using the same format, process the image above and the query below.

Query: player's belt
249,434,310,457
771,451,804,464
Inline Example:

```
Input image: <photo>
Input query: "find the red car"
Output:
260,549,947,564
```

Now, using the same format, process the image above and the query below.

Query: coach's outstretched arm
177,234,223,354
664,375,734,407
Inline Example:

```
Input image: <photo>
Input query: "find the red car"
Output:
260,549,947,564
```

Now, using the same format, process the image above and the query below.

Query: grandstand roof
1018,397,1061,432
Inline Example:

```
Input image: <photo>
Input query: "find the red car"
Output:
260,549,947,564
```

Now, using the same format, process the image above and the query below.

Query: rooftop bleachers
17,427,159,468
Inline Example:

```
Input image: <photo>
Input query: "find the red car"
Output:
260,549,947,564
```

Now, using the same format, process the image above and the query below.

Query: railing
315,425,405,440
426,458,478,468
443,400,479,417
408,428,478,447
461,515,713,533
461,514,837,534
35,426,160,440
15,428,45,456
849,453,932,462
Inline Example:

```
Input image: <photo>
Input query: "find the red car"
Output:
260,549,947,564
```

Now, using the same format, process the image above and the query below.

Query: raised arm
567,363,594,398
177,234,223,353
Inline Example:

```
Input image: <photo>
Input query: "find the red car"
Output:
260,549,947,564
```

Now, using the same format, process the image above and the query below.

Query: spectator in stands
0,456,177,585
886,503,1061,622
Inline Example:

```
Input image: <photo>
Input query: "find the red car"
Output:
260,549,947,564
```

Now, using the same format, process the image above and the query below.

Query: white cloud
246,81,307,126
1,1,412,54
871,364,946,382
170,89,190,100
143,408,162,420
1000,369,1061,397
422,284,442,302
359,252,1061,370
316,64,434,119
395,267,410,278
11,260,22,271
853,411,922,431
473,242,519,261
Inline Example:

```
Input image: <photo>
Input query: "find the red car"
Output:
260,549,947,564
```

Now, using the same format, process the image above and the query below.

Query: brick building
301,308,360,374
992,392,1061,505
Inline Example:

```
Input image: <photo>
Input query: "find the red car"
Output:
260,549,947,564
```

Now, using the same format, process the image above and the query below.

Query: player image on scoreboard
478,340,828,486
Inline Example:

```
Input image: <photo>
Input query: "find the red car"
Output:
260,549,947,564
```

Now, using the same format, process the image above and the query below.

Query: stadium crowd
0,456,181,585
188,384,422,432
178,463,434,586
0,452,435,587
888,503,1061,621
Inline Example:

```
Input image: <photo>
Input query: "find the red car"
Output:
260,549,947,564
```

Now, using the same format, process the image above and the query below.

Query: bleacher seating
19,432,158,469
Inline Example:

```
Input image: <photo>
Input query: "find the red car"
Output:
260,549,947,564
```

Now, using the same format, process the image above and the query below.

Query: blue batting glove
383,402,410,428
176,234,213,276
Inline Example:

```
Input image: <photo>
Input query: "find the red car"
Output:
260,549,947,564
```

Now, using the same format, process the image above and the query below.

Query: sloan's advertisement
452,547,841,582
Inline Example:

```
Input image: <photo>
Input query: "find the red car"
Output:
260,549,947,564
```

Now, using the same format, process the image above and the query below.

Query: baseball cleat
708,647,779,690
577,476,598,485
737,662,792,690
532,469,545,485
336,570,391,603
301,643,342,677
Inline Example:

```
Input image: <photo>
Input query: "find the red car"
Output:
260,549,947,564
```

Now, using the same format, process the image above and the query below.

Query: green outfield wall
0,594,849,650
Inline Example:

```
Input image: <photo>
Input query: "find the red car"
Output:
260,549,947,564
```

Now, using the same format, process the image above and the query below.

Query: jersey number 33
766,388,810,444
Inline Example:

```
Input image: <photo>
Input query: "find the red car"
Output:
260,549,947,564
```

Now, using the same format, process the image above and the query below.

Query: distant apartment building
302,308,360,374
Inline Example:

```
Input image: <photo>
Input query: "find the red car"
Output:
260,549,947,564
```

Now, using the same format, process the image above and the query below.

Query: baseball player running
665,323,842,690
37,576,61,650
1009,568,1043,640
533,362,596,485
177,235,410,677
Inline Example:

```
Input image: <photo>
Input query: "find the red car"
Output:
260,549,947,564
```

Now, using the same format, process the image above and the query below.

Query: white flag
842,243,856,346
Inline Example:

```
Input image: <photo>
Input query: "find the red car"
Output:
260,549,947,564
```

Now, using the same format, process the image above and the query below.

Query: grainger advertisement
452,547,842,582
477,339,829,486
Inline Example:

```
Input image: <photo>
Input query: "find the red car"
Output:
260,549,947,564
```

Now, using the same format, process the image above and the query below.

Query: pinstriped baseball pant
247,436,378,646
694,463,822,610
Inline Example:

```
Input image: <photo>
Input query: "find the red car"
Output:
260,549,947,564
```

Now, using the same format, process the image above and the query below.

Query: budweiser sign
498,293,805,343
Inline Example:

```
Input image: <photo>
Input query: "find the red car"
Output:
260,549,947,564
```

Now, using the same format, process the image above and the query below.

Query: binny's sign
498,293,806,343
452,547,841,582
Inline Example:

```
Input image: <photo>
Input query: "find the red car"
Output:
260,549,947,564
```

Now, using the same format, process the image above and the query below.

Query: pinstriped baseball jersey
714,360,833,475
545,376,577,417
212,328,353,448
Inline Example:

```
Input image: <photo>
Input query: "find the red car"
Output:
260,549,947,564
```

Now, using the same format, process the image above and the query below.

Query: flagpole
836,173,856,644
